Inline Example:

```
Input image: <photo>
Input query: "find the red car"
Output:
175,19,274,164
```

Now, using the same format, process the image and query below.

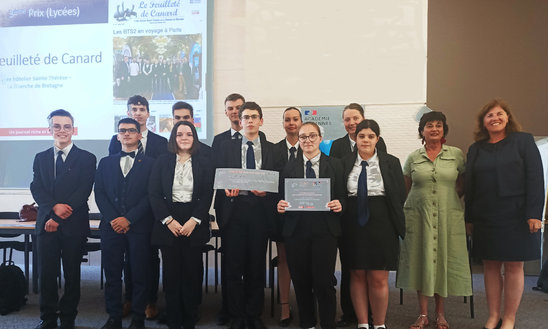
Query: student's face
176,124,194,153
283,109,302,135
127,104,150,128
117,123,142,149
483,106,508,136
173,108,194,124
343,109,364,135
421,120,444,144
225,99,244,124
240,109,263,135
49,116,73,148
298,124,322,154
356,128,379,157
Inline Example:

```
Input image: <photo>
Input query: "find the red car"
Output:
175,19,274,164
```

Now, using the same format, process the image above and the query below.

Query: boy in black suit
216,102,282,329
30,109,96,329
95,118,156,329
172,101,212,158
108,95,167,319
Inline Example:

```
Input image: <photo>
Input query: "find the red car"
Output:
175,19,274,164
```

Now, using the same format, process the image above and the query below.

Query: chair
85,213,103,288
268,239,280,317
203,214,221,293
0,211,31,290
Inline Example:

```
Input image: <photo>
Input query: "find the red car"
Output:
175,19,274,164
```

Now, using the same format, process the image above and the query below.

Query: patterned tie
55,150,64,178
289,147,297,161
357,160,369,226
246,141,256,169
137,140,144,155
306,160,316,178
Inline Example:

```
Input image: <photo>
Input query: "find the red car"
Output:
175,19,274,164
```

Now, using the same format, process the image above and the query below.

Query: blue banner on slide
1,0,108,27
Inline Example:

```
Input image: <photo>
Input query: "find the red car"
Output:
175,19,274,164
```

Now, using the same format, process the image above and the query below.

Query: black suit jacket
275,138,303,166
148,151,215,246
214,133,283,230
94,153,155,234
108,130,168,159
30,145,96,236
341,150,406,238
212,129,267,153
279,153,346,238
329,134,387,159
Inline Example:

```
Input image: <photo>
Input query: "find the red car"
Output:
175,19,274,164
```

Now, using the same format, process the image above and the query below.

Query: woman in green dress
396,111,472,329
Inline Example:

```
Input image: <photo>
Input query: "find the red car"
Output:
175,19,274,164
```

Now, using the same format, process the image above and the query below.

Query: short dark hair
301,122,322,136
418,111,448,139
172,101,194,117
127,95,149,112
356,119,380,137
343,103,365,118
283,107,302,120
224,93,245,104
47,109,74,125
167,120,200,155
239,101,263,119
474,99,521,142
118,117,140,132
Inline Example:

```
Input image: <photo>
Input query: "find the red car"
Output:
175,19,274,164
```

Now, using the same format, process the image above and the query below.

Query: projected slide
0,0,208,140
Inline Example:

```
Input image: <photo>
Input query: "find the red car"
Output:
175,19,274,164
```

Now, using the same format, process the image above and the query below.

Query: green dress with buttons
396,145,472,297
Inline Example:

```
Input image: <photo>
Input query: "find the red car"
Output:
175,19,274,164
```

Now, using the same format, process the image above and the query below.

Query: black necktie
246,141,256,169
120,151,136,158
233,131,242,140
306,160,316,178
137,140,144,155
357,160,369,226
55,150,64,178
289,147,296,161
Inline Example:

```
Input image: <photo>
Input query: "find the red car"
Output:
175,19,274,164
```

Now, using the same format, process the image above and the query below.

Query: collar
347,134,356,147
141,129,149,138
304,152,321,165
285,138,299,150
242,135,260,146
230,128,241,137
54,142,73,156
356,149,377,165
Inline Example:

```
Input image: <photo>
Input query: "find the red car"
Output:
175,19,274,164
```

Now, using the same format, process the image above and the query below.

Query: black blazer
465,132,545,223
275,138,303,166
94,153,155,234
30,145,96,236
108,130,168,159
212,129,266,153
148,151,215,246
341,150,406,238
279,153,346,238
330,134,387,159
214,133,283,229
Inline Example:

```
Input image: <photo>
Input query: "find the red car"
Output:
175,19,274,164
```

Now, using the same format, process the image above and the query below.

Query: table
0,219,100,293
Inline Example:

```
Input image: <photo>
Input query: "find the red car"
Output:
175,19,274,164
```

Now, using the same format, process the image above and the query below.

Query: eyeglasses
298,133,320,142
118,128,139,134
241,114,260,121
51,124,73,132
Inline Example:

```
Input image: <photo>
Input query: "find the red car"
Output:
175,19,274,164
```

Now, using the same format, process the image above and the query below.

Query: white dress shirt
346,151,385,196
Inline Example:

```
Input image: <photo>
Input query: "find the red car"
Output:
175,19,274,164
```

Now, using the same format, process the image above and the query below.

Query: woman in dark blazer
465,100,544,329
148,120,214,329
340,120,405,329
277,122,345,329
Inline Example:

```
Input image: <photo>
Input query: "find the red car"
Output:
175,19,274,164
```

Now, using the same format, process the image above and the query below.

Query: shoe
122,301,132,318
336,317,356,328
229,319,246,329
128,319,145,329
101,318,122,329
483,318,503,329
217,310,231,326
410,314,429,329
145,303,158,320
279,310,293,327
247,318,267,329
35,320,58,329
59,320,75,329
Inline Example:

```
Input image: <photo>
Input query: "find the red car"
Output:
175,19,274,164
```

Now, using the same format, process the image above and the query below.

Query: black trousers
37,231,86,323
124,245,160,305
285,217,338,329
224,197,268,321
102,229,151,321
338,239,356,321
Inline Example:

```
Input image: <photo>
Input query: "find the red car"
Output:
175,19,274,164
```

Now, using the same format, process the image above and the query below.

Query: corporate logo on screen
0,0,108,27
304,110,317,116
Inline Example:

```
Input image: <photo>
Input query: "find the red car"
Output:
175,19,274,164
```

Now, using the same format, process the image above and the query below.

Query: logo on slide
304,110,317,116
113,2,137,22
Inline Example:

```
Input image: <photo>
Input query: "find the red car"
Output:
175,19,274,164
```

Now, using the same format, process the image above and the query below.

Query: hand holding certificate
280,178,336,212
214,168,279,193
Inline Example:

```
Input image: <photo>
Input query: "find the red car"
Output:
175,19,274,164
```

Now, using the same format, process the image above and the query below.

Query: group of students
29,94,544,329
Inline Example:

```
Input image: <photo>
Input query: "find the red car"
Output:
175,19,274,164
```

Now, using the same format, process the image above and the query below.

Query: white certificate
214,168,279,193
285,178,331,211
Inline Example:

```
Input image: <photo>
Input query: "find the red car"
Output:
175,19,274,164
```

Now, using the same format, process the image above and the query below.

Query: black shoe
59,320,75,329
335,317,356,328
247,318,267,329
128,319,145,329
483,319,503,329
217,310,231,326
229,319,246,329
101,318,122,329
279,310,293,327
35,320,58,329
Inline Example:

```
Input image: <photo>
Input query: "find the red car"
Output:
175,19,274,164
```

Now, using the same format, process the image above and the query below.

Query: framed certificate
213,168,279,193
284,178,331,211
